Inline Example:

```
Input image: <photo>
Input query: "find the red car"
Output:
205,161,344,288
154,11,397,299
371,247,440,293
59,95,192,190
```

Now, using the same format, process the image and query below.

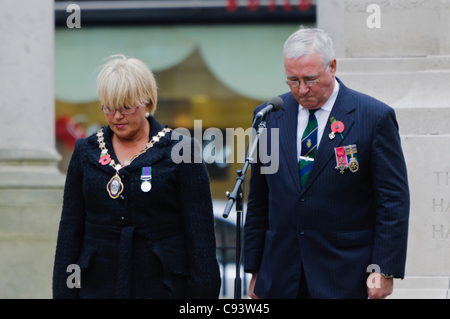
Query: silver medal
329,132,335,140
141,180,152,192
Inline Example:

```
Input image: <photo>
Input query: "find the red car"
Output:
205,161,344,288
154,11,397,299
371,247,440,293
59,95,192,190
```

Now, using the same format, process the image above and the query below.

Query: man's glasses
285,65,329,88
101,105,141,115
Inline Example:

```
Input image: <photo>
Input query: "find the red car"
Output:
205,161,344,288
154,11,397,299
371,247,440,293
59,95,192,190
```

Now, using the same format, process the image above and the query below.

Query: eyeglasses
101,105,141,115
285,65,329,88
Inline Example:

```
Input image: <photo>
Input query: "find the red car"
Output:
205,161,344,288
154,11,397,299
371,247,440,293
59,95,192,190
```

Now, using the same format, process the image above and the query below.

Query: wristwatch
381,273,394,279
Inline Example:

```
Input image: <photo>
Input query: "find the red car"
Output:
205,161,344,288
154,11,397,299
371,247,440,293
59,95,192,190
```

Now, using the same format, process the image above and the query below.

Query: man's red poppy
331,121,345,134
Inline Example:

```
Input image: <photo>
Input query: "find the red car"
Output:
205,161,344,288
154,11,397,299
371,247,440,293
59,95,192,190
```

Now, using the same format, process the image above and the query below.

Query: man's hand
248,271,261,299
367,272,394,299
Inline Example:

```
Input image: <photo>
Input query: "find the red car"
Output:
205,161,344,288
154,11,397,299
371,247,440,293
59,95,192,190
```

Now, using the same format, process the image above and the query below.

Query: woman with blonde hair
53,55,221,299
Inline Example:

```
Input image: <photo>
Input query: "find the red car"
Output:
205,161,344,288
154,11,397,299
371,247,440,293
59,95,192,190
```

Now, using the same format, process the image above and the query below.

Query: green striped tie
299,110,318,186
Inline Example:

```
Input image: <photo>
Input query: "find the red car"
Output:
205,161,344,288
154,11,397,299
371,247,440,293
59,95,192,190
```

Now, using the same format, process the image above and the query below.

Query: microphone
255,96,283,119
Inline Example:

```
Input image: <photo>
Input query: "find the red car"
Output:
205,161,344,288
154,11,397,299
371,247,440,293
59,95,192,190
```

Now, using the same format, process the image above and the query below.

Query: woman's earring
145,112,150,118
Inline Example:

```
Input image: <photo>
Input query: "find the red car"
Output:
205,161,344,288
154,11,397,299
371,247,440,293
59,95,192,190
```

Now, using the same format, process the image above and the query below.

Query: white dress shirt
297,79,340,161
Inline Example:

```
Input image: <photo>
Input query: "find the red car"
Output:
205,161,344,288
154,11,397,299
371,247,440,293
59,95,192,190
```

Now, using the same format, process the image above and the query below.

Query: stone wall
319,0,450,298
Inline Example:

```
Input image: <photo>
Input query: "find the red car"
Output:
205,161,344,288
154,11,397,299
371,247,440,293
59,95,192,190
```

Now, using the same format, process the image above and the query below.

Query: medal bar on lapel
141,166,152,193
334,146,348,174
334,144,359,174
345,144,359,173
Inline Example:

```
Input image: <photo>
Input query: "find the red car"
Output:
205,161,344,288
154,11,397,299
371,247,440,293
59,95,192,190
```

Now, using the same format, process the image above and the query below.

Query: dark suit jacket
244,78,410,299
53,116,221,299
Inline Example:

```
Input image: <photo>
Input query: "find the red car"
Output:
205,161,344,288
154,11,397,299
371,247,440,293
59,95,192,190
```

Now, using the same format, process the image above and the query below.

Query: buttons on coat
299,229,305,235
300,197,306,202
119,216,126,226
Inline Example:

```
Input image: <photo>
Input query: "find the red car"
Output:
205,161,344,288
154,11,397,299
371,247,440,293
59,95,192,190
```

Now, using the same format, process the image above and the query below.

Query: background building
54,0,315,201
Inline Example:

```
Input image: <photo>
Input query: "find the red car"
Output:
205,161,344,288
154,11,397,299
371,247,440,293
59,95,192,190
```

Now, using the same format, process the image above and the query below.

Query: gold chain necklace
96,127,172,199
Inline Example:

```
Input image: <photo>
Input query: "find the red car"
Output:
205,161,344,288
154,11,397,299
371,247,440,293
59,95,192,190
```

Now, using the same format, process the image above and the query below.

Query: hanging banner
227,0,313,12
227,0,238,12
268,0,276,11
248,0,260,11
298,0,312,11
283,0,292,11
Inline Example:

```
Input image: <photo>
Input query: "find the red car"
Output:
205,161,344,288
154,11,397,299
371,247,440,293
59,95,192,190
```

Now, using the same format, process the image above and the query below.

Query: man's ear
329,58,337,76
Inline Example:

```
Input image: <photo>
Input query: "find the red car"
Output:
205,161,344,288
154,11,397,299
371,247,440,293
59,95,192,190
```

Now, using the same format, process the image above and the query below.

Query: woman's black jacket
53,116,221,299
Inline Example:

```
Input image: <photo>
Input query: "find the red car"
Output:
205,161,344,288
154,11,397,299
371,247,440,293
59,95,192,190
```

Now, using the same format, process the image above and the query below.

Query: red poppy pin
329,117,344,140
99,154,111,166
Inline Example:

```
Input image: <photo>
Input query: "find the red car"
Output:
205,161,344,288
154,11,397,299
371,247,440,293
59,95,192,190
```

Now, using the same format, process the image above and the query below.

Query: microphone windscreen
267,96,283,112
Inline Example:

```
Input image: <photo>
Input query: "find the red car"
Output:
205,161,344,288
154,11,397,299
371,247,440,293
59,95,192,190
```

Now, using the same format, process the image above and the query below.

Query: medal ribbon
141,166,152,192
141,167,152,180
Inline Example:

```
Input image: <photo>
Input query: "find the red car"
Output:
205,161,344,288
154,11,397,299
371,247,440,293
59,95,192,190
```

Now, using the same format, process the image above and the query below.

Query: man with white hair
244,27,410,299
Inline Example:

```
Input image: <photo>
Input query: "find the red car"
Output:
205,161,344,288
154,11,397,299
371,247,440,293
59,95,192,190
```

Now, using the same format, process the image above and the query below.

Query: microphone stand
222,117,267,299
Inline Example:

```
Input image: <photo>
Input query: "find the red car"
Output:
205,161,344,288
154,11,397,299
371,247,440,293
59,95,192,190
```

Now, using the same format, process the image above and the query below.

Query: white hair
283,27,336,68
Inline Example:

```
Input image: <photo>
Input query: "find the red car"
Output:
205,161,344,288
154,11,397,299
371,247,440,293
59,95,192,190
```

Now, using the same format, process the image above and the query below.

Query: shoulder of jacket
73,136,90,151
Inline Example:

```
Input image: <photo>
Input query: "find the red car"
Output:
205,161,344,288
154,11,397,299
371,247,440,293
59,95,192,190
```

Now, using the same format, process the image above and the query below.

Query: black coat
53,116,221,299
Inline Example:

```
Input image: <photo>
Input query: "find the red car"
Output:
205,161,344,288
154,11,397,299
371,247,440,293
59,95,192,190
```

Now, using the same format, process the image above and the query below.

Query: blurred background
53,0,315,197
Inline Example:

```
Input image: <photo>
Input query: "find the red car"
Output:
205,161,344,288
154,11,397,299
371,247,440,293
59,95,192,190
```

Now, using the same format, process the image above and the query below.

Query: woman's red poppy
99,154,111,166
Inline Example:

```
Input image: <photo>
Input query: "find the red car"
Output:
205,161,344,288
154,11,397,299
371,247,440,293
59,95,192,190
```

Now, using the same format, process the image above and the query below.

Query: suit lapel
300,79,356,194
275,93,302,193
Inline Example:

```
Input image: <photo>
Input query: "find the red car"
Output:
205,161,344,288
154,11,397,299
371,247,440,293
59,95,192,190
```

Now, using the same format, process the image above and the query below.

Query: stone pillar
0,0,64,298
318,0,450,298
317,0,345,58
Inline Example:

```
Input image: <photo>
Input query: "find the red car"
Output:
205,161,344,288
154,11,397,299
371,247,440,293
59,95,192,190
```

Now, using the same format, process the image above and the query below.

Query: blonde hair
97,54,158,115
